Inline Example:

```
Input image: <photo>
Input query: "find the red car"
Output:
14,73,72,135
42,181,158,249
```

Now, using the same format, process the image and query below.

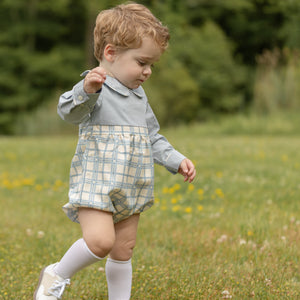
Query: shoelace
48,278,71,299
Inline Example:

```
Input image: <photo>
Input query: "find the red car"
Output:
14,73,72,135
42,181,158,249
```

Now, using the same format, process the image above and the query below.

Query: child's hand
84,67,107,94
178,158,196,183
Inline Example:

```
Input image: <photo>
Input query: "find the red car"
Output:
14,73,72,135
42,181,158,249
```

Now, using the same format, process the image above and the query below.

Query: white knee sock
105,258,132,300
54,238,104,279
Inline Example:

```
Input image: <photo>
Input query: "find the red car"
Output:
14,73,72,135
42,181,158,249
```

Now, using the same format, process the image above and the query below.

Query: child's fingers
180,159,196,183
84,67,107,93
94,66,107,74
187,163,196,178
179,159,196,182
185,168,196,183
89,74,105,84
88,68,106,82
91,67,107,79
188,168,196,182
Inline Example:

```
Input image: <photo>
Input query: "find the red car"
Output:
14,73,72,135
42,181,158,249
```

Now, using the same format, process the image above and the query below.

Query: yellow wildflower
162,187,169,194
247,230,254,237
3,179,13,189
172,205,181,212
35,184,43,191
198,188,204,200
168,187,175,194
215,188,224,198
188,184,195,192
12,179,21,188
173,183,181,191
171,197,178,204
185,207,192,213
197,188,204,195
197,205,203,211
54,179,64,187
22,178,35,186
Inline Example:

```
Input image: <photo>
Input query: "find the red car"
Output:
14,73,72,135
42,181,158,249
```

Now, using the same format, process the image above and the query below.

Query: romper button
78,95,83,101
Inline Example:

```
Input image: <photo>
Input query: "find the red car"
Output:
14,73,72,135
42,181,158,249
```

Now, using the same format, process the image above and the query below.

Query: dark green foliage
174,21,246,113
144,58,199,125
0,0,86,134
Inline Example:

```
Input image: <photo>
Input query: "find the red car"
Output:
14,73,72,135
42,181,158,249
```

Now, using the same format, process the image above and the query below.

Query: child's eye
137,60,146,66
137,60,155,69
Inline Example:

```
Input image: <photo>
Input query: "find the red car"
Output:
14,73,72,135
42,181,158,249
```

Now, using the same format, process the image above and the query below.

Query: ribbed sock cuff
107,258,131,264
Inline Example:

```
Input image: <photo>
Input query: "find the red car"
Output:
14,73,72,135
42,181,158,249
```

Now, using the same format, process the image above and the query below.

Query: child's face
108,37,162,89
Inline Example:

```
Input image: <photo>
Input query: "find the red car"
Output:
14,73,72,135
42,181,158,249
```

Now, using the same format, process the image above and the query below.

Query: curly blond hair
93,3,170,62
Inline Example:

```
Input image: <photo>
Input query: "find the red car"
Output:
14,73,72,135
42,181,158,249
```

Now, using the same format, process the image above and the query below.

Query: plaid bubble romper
58,74,185,223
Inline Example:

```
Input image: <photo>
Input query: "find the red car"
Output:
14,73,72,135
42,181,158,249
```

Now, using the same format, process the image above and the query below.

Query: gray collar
104,76,144,98
80,71,144,98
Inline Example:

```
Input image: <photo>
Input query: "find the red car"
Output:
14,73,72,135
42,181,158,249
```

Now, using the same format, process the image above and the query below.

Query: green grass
0,124,300,299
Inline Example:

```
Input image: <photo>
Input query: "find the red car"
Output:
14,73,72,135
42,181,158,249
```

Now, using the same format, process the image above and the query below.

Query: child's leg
55,209,115,279
35,209,115,299
106,214,140,300
54,238,103,279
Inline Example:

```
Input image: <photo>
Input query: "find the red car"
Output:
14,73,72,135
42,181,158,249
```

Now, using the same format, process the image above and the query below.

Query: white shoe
34,263,70,299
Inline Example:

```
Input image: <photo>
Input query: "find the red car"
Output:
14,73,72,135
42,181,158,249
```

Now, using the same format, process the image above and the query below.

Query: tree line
1,0,300,134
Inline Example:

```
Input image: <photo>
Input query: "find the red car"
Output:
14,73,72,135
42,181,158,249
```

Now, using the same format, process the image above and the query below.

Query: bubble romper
57,74,185,223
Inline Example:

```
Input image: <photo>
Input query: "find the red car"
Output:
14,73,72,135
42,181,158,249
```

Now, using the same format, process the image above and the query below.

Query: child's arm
146,103,196,182
57,67,106,124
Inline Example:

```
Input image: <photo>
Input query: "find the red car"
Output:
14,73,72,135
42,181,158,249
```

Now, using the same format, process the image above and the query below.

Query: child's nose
143,66,152,76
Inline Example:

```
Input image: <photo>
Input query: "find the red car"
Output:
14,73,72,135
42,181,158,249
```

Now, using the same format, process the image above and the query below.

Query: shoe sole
33,267,46,300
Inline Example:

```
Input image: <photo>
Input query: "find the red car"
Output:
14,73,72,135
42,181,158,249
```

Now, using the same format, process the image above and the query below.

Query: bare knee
110,238,136,261
78,208,115,258
110,214,140,261
84,233,115,258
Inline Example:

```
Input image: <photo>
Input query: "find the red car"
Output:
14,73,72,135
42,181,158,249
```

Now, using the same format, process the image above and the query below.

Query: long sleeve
146,103,185,174
57,79,100,124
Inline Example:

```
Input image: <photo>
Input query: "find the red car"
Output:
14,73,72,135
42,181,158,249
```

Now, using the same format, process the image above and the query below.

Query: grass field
0,122,300,299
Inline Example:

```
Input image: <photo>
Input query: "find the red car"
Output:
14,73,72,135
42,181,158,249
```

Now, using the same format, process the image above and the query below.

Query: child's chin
130,84,140,89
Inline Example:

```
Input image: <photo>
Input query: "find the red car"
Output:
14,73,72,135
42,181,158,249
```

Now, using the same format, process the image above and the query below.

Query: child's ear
103,44,117,62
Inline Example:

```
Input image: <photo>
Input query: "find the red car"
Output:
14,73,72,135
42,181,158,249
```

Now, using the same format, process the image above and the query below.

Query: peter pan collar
80,71,144,98
104,76,144,98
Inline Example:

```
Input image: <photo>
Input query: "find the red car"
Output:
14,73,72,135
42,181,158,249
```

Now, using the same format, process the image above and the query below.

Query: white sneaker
34,263,70,299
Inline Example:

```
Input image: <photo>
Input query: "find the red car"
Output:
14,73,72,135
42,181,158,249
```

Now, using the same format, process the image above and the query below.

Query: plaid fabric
63,125,154,223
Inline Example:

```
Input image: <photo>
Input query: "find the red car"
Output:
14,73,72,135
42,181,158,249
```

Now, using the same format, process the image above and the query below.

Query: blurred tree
0,0,86,134
181,0,285,65
177,22,246,114
148,1,246,119
278,0,300,49
144,57,199,125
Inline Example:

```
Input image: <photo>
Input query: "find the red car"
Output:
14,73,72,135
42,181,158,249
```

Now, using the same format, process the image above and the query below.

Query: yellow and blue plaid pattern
63,125,154,223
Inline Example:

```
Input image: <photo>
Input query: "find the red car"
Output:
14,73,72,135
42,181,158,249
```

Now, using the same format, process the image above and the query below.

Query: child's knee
110,239,136,261
84,234,115,258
